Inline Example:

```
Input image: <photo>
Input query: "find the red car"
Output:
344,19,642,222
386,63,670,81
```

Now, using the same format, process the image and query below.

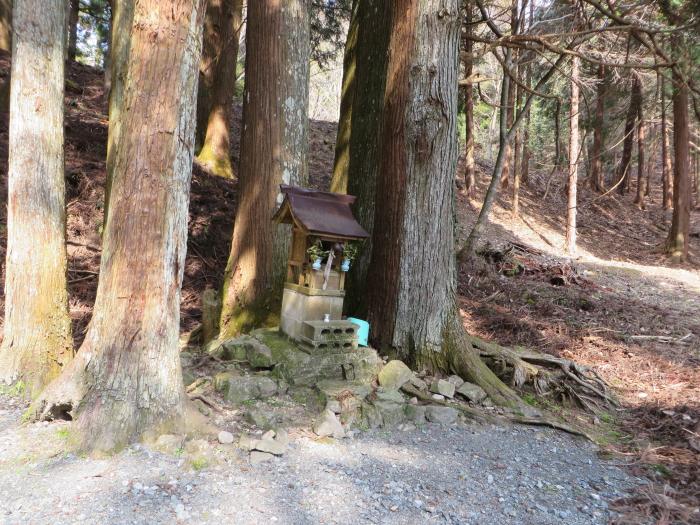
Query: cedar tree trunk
590,64,605,192
661,76,673,210
330,0,359,194
196,0,243,179
68,0,79,60
462,2,476,198
219,0,310,337
34,0,206,452
665,70,690,262
565,56,579,256
343,0,390,316
366,0,520,407
617,74,640,194
0,0,72,397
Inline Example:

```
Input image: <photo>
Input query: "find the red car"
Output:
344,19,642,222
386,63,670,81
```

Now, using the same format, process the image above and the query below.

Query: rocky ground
0,393,643,525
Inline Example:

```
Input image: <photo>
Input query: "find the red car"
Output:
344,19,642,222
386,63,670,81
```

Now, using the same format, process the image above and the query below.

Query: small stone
456,382,487,403
250,451,275,464
245,409,271,429
246,340,276,368
313,409,345,439
152,434,184,455
409,397,418,405
430,379,455,399
261,430,276,440
447,375,464,388
378,360,414,390
326,399,342,414
425,406,458,425
274,428,289,447
217,431,234,445
431,394,445,401
487,474,494,484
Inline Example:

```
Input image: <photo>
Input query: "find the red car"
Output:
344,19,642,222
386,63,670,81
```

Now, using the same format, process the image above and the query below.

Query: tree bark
34,0,206,452
661,76,673,210
0,0,11,51
104,0,135,222
590,64,605,192
68,0,80,60
329,0,359,194
616,74,641,195
196,0,243,179
512,70,522,218
565,56,579,256
665,69,690,262
0,0,72,398
634,113,646,208
366,0,520,407
343,0,390,317
462,1,476,199
219,0,310,338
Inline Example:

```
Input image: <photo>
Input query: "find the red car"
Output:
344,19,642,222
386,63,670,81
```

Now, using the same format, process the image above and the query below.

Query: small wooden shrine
272,185,369,353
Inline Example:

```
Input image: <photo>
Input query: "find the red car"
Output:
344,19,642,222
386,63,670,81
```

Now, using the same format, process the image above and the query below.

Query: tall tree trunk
512,72,522,217
661,76,673,210
343,0,390,317
666,69,690,262
104,0,135,222
219,0,310,338
367,0,521,407
33,0,206,452
462,1,476,198
330,0,359,194
0,0,72,397
0,0,11,51
616,74,641,195
499,0,519,190
634,112,646,208
590,64,605,192
103,0,113,94
565,56,579,256
195,0,243,179
68,0,80,60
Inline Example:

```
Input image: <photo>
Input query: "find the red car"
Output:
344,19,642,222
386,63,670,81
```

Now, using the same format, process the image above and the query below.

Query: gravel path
0,396,644,525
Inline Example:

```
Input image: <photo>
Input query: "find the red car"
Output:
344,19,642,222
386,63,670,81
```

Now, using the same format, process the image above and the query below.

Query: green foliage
190,457,208,471
0,381,26,398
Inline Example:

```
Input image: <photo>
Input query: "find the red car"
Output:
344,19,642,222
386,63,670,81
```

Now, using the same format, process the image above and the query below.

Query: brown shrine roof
272,185,369,239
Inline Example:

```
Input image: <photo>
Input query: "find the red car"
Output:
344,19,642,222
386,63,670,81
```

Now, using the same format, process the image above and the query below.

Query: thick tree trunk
617,74,641,195
512,74,522,217
330,0,359,194
0,0,10,51
0,0,72,398
343,0,390,317
104,0,135,222
661,76,673,210
219,0,310,337
366,0,520,407
665,70,690,262
565,56,579,256
462,2,476,199
196,0,243,179
34,0,206,452
590,64,605,192
68,0,79,61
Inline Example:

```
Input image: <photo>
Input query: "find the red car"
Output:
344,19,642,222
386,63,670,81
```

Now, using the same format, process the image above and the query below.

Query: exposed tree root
467,335,618,412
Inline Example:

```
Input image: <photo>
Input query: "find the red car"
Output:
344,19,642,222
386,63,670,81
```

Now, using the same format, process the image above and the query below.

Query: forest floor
0,58,697,523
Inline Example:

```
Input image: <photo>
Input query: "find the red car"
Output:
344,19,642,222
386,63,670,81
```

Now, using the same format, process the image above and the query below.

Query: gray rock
246,339,276,368
404,404,427,425
456,382,487,403
430,379,455,399
218,335,257,361
182,369,197,388
361,401,384,429
152,434,184,455
377,360,414,390
447,375,465,388
274,428,289,447
250,451,275,464
326,399,342,414
254,438,286,456
314,409,345,438
408,376,428,391
217,431,234,445
245,409,272,429
425,406,458,425
215,374,278,404
238,433,258,451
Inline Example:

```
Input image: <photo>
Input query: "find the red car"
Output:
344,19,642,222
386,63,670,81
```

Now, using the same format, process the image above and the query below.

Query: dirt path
0,395,642,525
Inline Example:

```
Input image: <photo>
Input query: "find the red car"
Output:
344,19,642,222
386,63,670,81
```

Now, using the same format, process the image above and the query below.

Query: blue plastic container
347,317,369,346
